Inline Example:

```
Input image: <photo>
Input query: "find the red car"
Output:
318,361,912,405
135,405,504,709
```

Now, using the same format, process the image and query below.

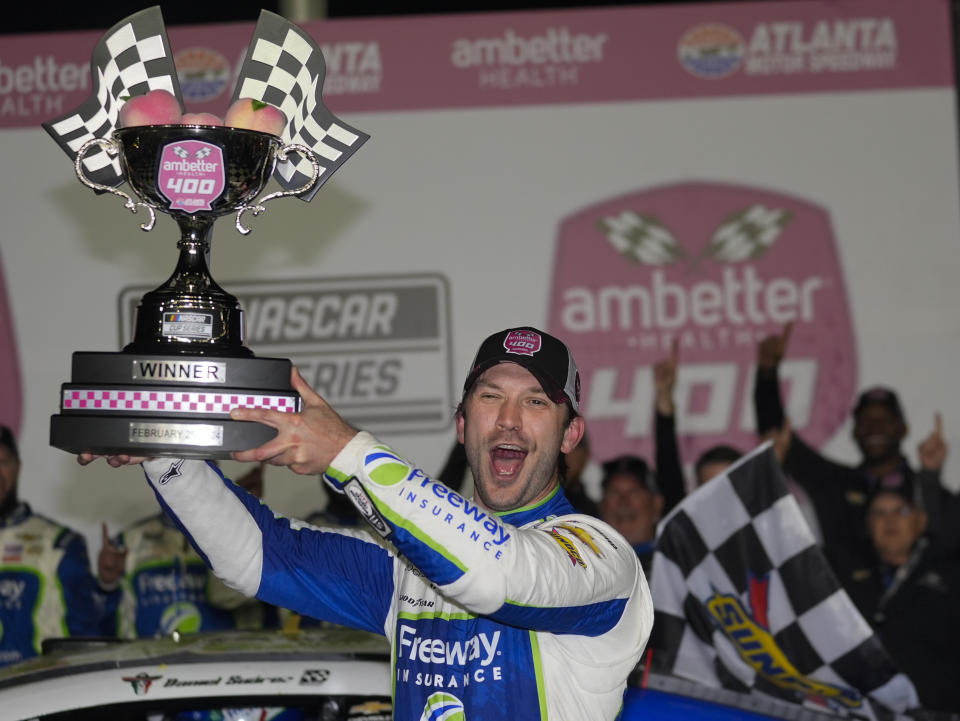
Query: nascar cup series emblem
548,181,857,465
49,125,321,458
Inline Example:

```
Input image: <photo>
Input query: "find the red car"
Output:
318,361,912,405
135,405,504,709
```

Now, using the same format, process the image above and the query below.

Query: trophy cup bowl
50,125,320,459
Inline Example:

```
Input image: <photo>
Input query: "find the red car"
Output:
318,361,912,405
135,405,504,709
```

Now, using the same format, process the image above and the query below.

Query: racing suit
99,512,278,638
0,502,100,667
142,432,653,721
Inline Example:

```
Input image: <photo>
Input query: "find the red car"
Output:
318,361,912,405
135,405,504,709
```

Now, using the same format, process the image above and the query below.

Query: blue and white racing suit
99,512,279,638
0,502,101,667
143,432,653,721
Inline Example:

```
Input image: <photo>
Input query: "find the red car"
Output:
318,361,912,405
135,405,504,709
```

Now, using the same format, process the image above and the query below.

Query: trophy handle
75,138,157,232
235,143,322,235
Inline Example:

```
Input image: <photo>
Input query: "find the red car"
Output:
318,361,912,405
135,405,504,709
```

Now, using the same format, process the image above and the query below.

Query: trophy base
50,416,279,459
50,351,300,459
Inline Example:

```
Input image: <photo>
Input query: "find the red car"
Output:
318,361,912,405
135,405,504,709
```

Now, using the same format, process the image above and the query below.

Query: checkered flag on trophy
41,6,182,188
233,10,370,201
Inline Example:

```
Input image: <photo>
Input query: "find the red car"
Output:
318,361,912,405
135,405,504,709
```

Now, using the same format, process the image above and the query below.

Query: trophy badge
43,8,368,458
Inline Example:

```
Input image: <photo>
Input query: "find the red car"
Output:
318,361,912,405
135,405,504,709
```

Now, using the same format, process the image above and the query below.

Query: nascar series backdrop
0,0,957,547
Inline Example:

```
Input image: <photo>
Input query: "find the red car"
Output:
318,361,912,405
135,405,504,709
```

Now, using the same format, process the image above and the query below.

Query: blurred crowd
1,325,958,713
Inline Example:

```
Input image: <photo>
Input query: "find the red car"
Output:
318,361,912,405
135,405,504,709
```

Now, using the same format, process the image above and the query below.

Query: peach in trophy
181,112,223,126
224,98,286,136
118,89,182,128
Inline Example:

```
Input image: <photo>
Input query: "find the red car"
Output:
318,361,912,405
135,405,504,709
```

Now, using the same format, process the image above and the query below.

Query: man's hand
97,522,127,588
761,418,793,464
757,321,793,371
653,338,679,415
77,453,147,467
918,412,948,471
231,366,358,475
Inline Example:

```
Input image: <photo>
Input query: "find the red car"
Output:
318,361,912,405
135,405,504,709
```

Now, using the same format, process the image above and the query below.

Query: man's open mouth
491,444,527,478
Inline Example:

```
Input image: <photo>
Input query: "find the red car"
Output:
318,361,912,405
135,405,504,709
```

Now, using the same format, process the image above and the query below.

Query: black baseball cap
868,471,921,510
601,455,659,495
0,426,18,461
462,327,581,414
853,386,905,422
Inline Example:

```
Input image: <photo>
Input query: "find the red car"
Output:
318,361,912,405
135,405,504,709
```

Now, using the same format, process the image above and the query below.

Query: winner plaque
43,8,369,458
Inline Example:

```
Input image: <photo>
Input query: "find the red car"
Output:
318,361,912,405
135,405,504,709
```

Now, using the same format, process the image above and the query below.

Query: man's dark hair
0,426,18,462
694,444,742,478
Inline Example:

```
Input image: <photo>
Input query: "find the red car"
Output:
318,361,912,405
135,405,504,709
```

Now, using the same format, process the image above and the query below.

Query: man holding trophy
47,9,652,719
81,327,653,721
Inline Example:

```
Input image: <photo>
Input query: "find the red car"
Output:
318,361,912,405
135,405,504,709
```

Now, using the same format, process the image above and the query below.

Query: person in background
692,445,743,487
755,322,956,563
562,432,600,517
0,425,100,667
97,463,279,638
653,338,822,540
833,475,960,712
598,455,663,574
652,340,705,514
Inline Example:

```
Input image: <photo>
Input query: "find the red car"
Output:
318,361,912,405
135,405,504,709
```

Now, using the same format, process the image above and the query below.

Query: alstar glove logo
158,459,184,485
548,181,857,465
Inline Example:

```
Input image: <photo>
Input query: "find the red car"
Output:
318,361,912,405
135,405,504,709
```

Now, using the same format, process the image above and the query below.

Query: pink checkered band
62,389,296,414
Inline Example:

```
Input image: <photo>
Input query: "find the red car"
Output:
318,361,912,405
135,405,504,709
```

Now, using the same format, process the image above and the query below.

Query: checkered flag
233,11,369,201
704,204,792,262
41,7,182,188
649,443,918,718
598,210,685,266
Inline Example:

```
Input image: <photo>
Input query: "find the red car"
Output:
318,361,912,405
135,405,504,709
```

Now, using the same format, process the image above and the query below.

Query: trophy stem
123,216,252,357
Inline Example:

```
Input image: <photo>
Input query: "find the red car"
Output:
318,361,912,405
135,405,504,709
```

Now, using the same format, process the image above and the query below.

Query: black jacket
834,538,960,713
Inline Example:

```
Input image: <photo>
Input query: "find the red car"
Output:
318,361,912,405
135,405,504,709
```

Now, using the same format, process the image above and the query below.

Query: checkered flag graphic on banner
704,204,792,262
41,6,182,188
649,443,919,719
598,210,685,266
233,11,370,201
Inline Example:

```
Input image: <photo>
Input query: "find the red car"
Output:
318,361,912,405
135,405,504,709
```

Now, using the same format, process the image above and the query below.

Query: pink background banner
0,0,951,129
548,182,857,466
0,248,22,434
0,0,957,546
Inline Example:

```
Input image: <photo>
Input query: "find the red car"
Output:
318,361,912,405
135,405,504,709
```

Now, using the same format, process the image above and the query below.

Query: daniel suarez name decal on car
396,624,503,687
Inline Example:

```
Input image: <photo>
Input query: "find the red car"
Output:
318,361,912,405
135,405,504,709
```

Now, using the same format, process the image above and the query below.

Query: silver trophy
49,125,320,458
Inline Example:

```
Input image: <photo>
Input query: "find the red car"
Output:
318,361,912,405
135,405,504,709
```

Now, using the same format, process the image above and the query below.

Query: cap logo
503,330,541,357
879,472,903,490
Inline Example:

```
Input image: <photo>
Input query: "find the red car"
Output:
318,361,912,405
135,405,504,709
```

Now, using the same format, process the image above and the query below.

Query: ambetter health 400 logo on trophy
43,7,368,457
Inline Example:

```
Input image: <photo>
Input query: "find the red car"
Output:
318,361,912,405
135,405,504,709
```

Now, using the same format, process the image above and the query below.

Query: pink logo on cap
504,329,542,357
548,181,857,465
158,140,226,213
879,472,904,490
